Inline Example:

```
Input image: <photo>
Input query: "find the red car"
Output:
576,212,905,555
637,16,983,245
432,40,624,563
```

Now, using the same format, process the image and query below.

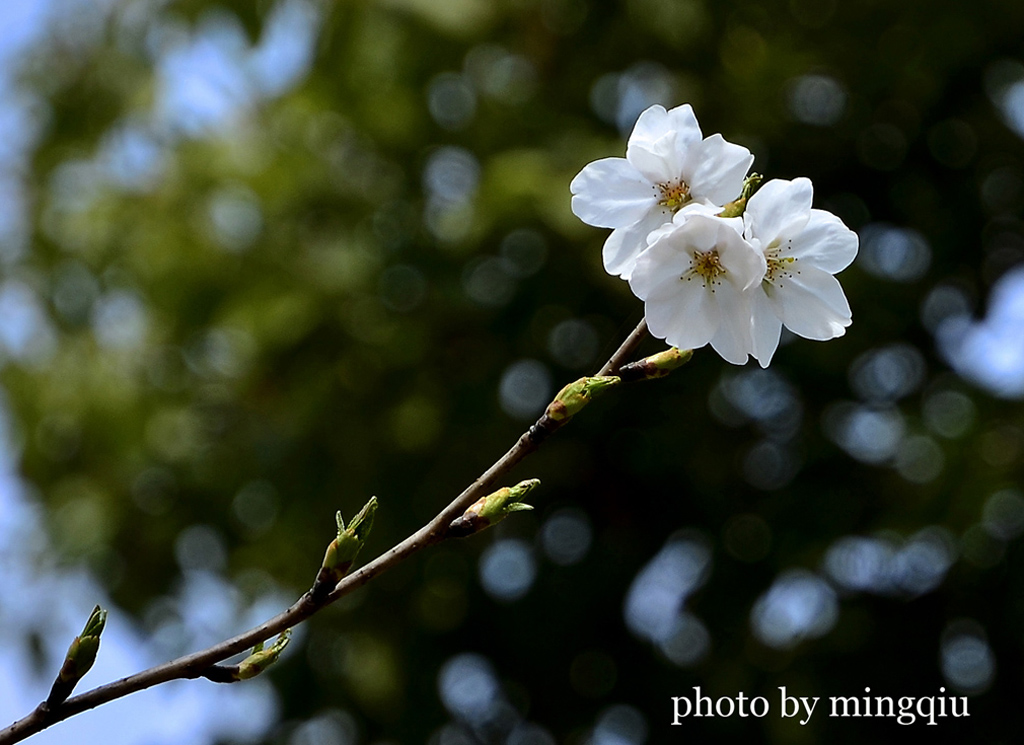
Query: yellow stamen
763,239,800,287
656,181,691,211
681,249,726,291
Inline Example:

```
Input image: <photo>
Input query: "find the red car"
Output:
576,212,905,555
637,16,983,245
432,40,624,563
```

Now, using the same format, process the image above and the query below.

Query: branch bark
0,317,651,745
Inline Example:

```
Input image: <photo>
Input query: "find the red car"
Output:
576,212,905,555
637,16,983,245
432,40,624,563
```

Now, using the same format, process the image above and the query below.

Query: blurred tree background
1,0,1024,743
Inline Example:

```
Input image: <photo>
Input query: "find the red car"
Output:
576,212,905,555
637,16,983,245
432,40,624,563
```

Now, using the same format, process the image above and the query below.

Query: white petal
570,158,656,228
715,223,767,291
663,104,704,145
644,278,719,352
783,209,859,273
671,200,736,227
636,261,688,304
666,213,722,253
645,220,678,247
682,134,754,206
626,132,679,183
628,105,672,149
627,104,702,156
767,266,852,340
750,288,783,367
709,281,753,365
744,178,813,244
602,208,673,279
630,228,696,299
632,229,720,350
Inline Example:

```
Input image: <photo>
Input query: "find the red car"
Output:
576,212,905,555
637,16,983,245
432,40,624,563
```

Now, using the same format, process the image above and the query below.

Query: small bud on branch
313,497,377,600
716,173,763,217
448,479,539,538
202,631,292,683
46,605,107,708
545,376,620,422
235,631,291,680
617,347,693,382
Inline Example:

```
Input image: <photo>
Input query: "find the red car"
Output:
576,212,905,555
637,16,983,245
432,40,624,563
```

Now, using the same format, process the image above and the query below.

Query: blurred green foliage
6,0,1024,742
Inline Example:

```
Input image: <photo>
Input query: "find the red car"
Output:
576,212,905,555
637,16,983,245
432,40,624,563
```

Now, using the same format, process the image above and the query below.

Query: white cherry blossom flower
742,178,859,367
570,104,754,280
629,214,766,365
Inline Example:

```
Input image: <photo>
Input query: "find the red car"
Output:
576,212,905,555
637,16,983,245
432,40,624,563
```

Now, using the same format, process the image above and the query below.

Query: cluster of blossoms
570,104,858,367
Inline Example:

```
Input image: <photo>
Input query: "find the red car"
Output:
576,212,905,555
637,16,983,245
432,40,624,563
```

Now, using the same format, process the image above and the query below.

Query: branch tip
618,347,693,382
45,605,108,708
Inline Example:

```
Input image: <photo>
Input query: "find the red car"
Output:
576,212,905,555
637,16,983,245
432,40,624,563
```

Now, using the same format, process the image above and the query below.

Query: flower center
763,240,799,288
682,249,726,290
656,180,691,211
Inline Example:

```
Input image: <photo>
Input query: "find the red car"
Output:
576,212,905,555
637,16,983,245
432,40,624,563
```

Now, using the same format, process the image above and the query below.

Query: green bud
449,479,539,537
717,173,764,218
545,376,620,422
618,347,693,382
60,605,106,682
62,636,100,679
323,497,377,572
235,631,291,681
81,605,107,638
47,605,107,706
315,497,377,598
476,478,539,522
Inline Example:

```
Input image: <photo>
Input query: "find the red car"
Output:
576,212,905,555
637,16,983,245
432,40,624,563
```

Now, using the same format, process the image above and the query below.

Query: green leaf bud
315,497,377,597
545,376,620,422
717,173,764,217
235,630,291,681
47,605,107,706
618,347,693,382
449,479,539,537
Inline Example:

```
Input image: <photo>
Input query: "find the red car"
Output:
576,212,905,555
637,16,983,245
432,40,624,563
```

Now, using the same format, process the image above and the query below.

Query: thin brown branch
0,317,650,745
598,317,649,376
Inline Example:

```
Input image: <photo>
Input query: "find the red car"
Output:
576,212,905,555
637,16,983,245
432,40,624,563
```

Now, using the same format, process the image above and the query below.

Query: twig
0,317,651,745
597,317,648,376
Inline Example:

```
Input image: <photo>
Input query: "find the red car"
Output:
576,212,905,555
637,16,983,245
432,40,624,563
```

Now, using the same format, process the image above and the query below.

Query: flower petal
632,228,720,350
626,132,679,184
667,213,729,253
709,281,753,365
682,134,754,206
570,158,655,228
645,220,679,247
744,177,813,245
627,104,702,158
602,208,673,279
766,265,852,340
750,288,783,368
671,200,735,227
716,223,767,291
783,209,859,273
629,228,696,299
644,277,719,352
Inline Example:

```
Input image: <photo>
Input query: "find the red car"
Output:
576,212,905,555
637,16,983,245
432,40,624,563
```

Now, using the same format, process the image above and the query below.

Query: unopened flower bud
545,376,620,422
618,347,693,382
448,479,539,538
235,631,291,681
47,605,107,706
717,173,764,218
